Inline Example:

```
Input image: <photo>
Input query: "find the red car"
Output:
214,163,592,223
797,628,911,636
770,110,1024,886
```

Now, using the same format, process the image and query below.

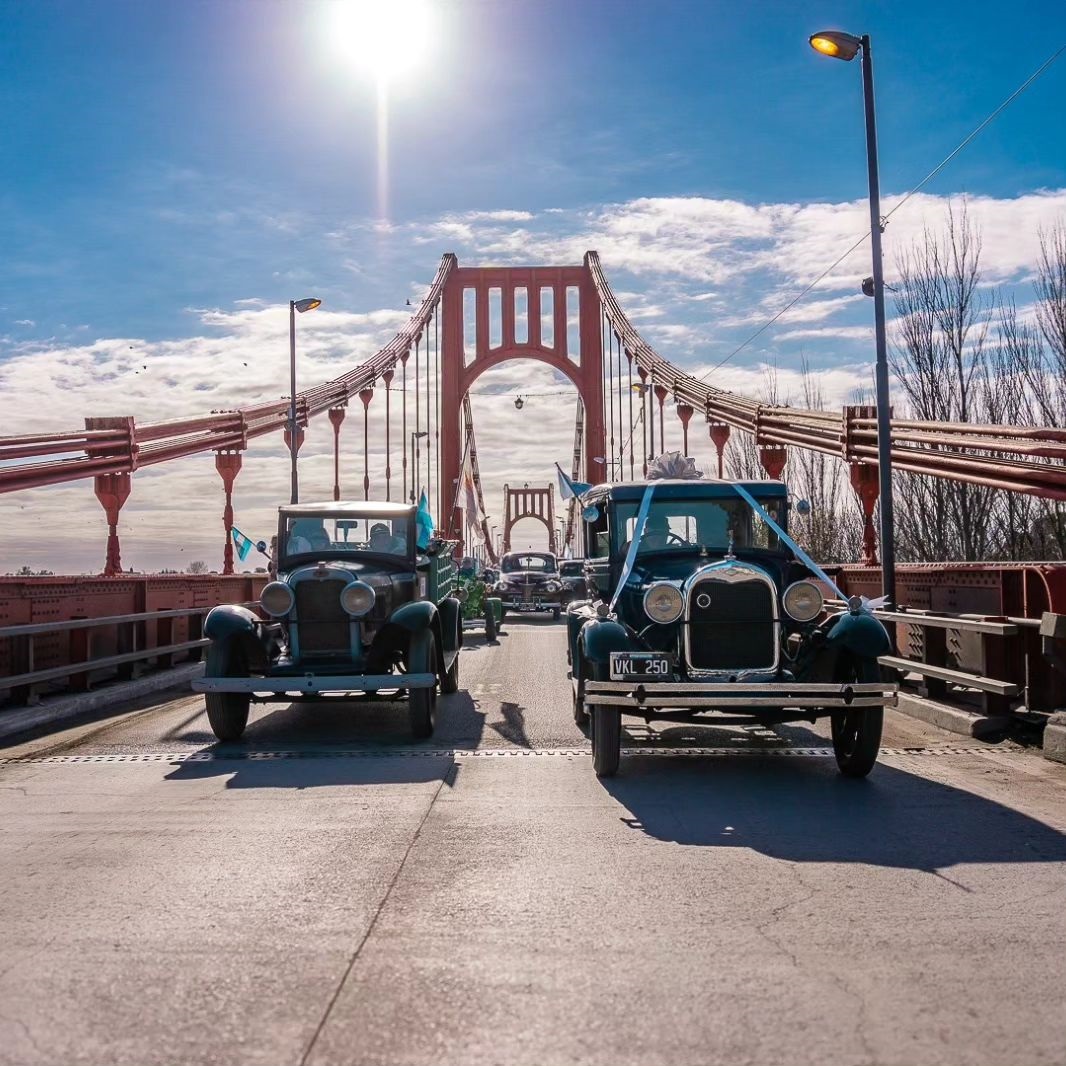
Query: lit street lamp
809,29,896,610
409,431,428,503
288,297,321,505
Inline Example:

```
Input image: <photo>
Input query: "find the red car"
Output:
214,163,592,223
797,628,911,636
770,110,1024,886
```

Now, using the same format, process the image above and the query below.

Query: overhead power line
700,42,1066,380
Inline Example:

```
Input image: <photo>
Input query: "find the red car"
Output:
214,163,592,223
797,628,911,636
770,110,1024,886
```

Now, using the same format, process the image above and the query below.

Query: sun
327,0,435,84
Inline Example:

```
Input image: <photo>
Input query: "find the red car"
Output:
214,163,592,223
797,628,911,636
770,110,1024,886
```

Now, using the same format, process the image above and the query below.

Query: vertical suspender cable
425,313,432,510
434,303,441,521
414,333,421,501
401,351,408,502
626,350,635,479
615,330,624,476
609,311,618,481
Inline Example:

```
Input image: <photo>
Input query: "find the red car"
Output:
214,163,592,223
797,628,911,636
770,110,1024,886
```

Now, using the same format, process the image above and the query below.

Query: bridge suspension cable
586,251,1066,501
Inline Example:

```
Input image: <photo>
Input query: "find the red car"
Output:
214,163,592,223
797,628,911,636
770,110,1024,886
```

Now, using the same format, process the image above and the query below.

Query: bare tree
891,203,998,560
186,560,209,575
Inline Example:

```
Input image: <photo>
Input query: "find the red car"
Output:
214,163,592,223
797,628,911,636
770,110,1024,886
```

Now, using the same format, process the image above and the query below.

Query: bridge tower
440,262,605,546
502,484,557,554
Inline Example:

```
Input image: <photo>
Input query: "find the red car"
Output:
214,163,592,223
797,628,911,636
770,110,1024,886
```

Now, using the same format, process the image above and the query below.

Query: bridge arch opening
464,363,580,555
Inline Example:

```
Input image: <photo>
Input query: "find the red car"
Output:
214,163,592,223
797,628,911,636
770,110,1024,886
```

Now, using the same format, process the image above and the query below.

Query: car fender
370,600,444,675
579,618,633,666
437,596,463,653
826,611,891,659
202,605,269,671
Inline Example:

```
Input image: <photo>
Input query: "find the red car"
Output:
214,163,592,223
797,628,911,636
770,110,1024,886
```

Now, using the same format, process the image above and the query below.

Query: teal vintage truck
192,501,463,741
566,474,897,778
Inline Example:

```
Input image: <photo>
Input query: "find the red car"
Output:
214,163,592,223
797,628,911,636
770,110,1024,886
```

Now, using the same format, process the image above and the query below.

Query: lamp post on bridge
809,30,896,609
409,431,428,503
288,297,321,505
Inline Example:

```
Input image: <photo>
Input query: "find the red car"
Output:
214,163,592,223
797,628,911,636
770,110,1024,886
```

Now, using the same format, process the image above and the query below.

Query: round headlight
545,581,560,592
643,581,684,624
260,581,294,617
783,580,824,622
340,580,376,617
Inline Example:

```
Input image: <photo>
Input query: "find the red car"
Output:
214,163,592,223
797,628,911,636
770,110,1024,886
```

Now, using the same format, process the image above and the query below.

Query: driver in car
642,513,675,550
369,522,401,554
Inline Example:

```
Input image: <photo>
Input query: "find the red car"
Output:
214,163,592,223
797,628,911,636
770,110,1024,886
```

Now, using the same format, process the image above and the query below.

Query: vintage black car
494,551,566,619
192,501,462,741
566,477,896,778
558,558,587,604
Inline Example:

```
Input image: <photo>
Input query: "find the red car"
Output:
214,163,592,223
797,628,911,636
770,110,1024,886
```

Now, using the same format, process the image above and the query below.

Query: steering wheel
664,532,688,546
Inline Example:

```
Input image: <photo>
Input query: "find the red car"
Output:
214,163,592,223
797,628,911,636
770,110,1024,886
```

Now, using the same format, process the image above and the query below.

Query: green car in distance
193,501,463,742
456,559,503,641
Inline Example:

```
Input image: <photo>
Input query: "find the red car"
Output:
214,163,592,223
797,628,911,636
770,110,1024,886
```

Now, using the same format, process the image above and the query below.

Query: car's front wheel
204,641,250,742
407,631,438,739
831,657,884,778
591,705,621,778
552,607,561,622
484,606,498,642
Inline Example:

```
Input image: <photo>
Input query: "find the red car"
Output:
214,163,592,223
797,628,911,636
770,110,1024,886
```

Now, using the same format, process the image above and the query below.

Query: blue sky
2,0,1065,570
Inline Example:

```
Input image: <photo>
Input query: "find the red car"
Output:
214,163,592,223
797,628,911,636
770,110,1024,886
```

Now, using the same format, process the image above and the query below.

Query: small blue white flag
231,526,254,562
555,462,591,501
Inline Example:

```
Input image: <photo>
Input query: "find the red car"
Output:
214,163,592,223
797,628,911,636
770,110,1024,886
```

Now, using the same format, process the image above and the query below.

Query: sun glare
329,0,434,83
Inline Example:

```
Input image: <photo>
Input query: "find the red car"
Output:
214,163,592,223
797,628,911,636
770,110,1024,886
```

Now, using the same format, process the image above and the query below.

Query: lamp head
294,298,322,314
514,396,525,410
809,30,862,61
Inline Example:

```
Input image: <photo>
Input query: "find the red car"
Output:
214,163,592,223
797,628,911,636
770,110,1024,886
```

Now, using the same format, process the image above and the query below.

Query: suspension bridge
5,252,1066,575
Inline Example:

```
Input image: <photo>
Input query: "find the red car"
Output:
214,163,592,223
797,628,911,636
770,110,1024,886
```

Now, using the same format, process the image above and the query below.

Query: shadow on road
164,750,461,790
488,701,531,747
603,757,1066,871
161,689,487,789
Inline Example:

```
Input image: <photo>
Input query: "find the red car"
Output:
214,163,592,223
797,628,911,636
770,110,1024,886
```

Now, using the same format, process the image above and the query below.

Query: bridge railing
0,574,268,708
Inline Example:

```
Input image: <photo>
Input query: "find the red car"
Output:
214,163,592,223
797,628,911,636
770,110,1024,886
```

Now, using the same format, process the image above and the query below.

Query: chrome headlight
643,581,684,624
783,580,823,622
545,581,560,592
260,581,294,617
340,580,376,617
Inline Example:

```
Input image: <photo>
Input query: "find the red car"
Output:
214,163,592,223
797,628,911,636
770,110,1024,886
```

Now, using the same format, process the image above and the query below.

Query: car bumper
584,680,897,711
500,599,559,611
193,672,437,694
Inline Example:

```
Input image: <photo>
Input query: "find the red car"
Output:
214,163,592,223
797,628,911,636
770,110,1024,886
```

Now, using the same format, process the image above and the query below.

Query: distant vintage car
494,551,565,620
558,558,587,604
192,501,463,741
567,477,896,778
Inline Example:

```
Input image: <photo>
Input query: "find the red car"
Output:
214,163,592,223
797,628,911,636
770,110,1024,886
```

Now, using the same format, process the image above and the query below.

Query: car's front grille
294,579,350,655
686,575,777,672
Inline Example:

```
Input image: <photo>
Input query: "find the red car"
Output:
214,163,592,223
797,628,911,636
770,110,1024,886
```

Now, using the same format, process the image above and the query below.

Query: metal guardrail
824,601,1050,710
0,602,259,703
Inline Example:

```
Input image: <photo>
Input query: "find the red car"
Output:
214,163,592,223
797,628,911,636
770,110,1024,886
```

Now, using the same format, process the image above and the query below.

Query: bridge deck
2,620,1066,1066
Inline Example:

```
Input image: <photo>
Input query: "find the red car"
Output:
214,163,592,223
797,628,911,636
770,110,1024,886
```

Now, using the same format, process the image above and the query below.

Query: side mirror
256,540,270,558
794,499,811,517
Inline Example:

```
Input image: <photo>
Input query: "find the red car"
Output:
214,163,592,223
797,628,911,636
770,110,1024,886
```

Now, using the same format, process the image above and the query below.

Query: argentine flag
231,526,254,562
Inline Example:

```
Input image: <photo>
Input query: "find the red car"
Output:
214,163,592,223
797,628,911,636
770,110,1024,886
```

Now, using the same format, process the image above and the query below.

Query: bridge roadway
2,619,1066,1066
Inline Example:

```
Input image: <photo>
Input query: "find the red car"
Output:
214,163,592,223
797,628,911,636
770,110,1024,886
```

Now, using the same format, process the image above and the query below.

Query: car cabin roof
279,500,416,518
585,478,786,503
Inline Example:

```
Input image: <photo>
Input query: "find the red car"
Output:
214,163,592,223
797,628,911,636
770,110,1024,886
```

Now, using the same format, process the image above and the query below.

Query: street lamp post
288,297,322,505
409,431,428,503
809,30,896,609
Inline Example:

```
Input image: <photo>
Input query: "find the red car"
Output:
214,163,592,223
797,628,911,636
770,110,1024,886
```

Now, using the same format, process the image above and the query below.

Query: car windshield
613,497,783,555
501,553,556,573
559,562,583,576
282,514,411,560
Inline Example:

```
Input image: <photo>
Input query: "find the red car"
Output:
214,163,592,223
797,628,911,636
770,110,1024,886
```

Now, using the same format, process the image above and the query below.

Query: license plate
609,652,672,681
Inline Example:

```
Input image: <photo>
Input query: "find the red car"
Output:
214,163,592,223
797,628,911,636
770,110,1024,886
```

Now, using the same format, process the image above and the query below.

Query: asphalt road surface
3,618,1066,1066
